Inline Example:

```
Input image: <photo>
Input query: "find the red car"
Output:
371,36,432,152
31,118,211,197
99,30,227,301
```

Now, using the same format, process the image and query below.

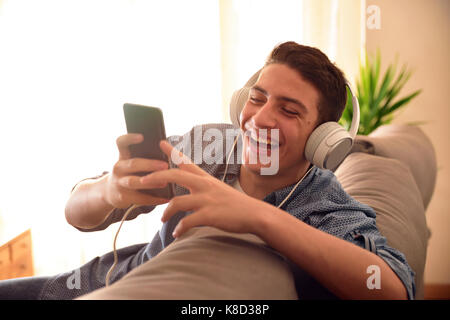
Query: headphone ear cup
305,122,353,171
230,87,250,128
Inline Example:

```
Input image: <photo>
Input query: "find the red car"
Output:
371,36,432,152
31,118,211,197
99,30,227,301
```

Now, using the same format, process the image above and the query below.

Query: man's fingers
172,211,208,238
161,194,202,222
116,134,143,160
159,140,208,176
140,168,207,191
113,158,169,176
117,175,167,190
159,140,191,165
118,188,170,207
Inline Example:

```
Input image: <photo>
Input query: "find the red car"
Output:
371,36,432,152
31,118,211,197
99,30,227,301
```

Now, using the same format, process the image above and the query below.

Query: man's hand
104,134,171,209
65,134,172,230
140,140,271,238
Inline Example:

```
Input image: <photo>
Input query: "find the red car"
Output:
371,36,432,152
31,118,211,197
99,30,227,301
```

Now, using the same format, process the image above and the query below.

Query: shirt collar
222,163,317,208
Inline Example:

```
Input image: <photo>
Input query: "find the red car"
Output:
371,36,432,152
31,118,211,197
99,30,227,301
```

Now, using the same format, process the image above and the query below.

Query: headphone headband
345,81,360,139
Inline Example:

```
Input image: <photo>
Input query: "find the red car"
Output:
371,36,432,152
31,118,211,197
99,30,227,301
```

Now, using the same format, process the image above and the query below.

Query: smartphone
123,103,174,199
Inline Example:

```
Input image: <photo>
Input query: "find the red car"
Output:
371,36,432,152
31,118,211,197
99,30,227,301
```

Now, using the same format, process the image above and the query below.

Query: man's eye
249,97,264,104
282,107,298,115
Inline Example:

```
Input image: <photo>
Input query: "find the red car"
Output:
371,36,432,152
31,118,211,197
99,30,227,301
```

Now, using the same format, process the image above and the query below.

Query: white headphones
229,69,360,172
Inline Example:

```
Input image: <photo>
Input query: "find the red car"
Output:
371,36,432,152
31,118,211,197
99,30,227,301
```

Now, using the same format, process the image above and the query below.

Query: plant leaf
381,65,412,111
383,89,422,116
373,50,381,96
376,63,395,112
350,49,421,135
406,120,428,126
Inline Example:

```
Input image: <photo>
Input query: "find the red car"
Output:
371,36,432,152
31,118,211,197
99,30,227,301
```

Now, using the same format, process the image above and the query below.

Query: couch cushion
354,124,437,209
78,227,299,300
335,152,429,299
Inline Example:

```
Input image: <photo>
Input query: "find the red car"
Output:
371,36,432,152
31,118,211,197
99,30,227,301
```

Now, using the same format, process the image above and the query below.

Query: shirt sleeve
309,208,416,300
69,171,156,232
73,204,156,232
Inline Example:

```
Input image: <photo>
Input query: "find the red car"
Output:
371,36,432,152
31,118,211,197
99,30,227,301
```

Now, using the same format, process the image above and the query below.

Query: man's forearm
65,174,115,230
255,206,408,300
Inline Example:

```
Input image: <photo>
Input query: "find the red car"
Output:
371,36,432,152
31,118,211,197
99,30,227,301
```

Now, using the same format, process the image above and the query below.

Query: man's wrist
98,173,115,211
250,200,278,238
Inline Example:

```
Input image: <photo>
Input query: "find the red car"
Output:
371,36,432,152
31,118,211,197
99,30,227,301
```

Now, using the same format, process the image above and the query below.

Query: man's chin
241,161,280,176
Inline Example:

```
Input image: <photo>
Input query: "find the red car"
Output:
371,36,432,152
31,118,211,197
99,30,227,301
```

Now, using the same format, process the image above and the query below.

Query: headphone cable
105,203,139,286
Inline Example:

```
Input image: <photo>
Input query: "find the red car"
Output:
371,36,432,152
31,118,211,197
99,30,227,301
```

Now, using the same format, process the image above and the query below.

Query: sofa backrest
335,124,436,299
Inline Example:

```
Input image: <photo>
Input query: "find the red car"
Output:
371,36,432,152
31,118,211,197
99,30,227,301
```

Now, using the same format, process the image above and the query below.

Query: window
0,0,222,275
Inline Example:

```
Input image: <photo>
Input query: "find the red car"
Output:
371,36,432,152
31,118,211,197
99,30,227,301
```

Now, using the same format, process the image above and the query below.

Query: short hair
265,41,348,126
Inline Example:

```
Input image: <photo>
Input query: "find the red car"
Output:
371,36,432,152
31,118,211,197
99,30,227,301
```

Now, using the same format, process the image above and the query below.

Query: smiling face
239,63,320,179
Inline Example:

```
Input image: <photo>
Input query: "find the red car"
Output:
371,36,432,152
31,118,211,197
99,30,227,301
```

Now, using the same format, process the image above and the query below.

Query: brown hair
265,41,347,126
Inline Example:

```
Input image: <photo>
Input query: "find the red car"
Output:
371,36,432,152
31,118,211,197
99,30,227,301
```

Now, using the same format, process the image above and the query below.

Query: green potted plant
339,51,422,135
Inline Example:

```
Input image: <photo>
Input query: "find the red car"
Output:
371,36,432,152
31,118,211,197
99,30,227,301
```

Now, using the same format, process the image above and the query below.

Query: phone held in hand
123,103,174,199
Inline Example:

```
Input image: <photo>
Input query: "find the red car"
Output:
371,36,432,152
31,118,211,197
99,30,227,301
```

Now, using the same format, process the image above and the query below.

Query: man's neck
238,162,311,200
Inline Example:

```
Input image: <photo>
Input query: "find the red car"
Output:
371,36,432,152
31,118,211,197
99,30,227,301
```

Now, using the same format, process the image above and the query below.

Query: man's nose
252,101,277,128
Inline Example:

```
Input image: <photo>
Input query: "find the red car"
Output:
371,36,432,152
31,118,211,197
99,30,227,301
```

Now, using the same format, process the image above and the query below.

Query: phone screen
123,103,174,199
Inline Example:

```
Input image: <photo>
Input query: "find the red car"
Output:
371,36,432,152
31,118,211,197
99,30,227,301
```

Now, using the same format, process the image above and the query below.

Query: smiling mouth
247,135,281,154
243,121,281,154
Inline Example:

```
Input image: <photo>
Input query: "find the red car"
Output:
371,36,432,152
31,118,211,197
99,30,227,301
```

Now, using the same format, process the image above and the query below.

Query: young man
1,42,415,300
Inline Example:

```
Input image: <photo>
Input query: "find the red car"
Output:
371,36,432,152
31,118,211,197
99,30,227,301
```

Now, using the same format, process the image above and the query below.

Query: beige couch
335,124,436,299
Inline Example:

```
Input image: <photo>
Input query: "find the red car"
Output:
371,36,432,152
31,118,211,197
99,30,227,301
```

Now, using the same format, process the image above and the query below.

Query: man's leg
0,243,149,300
0,276,50,300
38,243,150,300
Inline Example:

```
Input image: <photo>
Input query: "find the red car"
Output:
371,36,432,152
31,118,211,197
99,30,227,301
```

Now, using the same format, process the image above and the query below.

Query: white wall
366,0,450,284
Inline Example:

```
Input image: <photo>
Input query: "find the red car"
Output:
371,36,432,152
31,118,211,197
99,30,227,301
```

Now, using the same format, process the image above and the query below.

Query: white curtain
302,0,366,86
219,0,365,120
219,0,304,121
0,0,222,276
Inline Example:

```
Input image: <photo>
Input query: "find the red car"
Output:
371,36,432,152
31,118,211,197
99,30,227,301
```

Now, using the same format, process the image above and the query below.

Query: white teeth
253,135,270,145
250,132,278,146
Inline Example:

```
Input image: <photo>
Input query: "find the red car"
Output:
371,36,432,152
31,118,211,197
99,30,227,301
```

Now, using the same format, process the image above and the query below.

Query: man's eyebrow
251,85,309,114
251,85,268,95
